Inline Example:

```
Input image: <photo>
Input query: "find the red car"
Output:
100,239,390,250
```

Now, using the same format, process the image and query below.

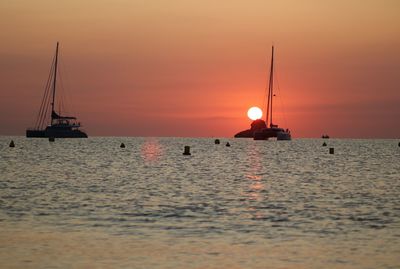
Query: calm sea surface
0,137,399,268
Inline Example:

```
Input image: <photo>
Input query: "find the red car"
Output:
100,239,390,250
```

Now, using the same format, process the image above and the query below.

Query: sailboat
26,42,88,138
254,46,291,140
234,46,291,140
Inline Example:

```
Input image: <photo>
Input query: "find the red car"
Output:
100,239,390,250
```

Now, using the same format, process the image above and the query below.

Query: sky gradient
1,0,399,138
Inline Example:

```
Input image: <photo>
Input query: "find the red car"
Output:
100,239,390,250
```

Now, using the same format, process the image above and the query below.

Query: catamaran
26,42,88,138
254,46,291,140
235,46,291,140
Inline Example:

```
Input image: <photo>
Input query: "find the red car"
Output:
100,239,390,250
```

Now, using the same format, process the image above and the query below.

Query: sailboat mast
51,42,59,117
266,46,274,127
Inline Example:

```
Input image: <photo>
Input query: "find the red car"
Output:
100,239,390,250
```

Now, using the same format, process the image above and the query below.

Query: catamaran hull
234,129,254,138
277,132,291,140
254,128,291,141
26,129,87,138
26,130,47,137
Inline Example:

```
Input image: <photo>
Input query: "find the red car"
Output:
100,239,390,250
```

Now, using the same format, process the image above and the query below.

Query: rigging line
58,61,64,115
38,75,52,129
35,55,56,129
40,81,51,128
35,75,51,129
274,61,289,128
261,47,273,124
39,55,56,129
57,53,63,114
39,58,55,128
261,58,269,119
58,56,71,116
35,56,54,128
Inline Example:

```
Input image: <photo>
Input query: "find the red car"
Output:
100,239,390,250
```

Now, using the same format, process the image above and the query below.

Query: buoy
49,137,55,142
120,143,126,148
398,142,400,147
9,140,15,148
322,142,327,146
183,146,191,155
329,147,334,154
214,139,220,144
226,142,231,147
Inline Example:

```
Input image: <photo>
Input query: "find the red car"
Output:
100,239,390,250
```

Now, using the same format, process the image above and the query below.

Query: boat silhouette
26,43,88,138
235,46,291,140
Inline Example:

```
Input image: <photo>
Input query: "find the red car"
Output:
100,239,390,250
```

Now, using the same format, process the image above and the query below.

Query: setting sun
247,106,263,121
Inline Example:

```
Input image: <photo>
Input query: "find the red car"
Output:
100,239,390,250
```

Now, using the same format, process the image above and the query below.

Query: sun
247,106,263,120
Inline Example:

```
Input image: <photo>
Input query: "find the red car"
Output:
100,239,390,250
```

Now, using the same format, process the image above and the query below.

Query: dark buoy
214,139,220,144
9,140,15,148
226,142,231,147
322,142,327,147
398,142,400,147
120,143,126,148
329,147,334,154
49,137,55,142
183,146,191,155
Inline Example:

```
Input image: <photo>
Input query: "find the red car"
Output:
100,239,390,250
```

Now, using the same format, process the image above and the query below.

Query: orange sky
1,0,399,138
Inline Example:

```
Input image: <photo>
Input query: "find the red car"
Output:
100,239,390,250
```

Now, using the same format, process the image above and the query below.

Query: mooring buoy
49,137,55,142
120,143,126,148
9,140,15,148
183,146,191,155
226,142,231,147
214,139,220,144
322,142,327,147
329,147,334,154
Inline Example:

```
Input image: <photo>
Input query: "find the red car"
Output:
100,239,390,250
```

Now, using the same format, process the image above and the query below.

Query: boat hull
254,127,291,141
26,130,47,137
26,127,88,138
277,131,291,140
234,129,254,138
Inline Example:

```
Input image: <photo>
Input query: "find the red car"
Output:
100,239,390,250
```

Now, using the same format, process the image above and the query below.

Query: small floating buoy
183,146,191,155
329,147,334,154
226,142,231,147
49,137,55,142
9,140,15,148
322,142,327,147
120,143,126,148
214,139,220,144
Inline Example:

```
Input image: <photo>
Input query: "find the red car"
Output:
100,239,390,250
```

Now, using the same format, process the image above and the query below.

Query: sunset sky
0,0,399,138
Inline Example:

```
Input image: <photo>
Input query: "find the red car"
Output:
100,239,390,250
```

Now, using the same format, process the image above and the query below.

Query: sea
0,137,399,269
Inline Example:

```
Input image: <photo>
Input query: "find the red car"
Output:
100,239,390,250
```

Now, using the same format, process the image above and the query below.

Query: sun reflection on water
140,138,163,163
244,144,265,202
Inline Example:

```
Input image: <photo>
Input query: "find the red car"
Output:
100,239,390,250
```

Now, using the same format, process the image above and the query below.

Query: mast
51,42,59,123
266,46,274,127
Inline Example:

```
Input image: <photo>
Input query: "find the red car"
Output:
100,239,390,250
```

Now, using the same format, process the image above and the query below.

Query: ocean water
0,137,399,268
